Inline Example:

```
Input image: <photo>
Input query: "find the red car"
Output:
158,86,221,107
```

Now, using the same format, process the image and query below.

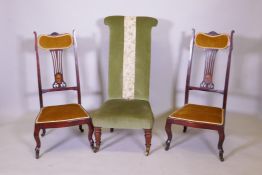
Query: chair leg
218,128,225,161
34,125,41,159
183,126,187,133
79,125,84,132
144,129,152,156
94,127,101,153
87,120,94,149
165,118,173,151
110,128,114,132
41,128,46,137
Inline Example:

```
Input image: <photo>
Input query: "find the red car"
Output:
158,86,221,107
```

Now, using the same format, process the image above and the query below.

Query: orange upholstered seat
169,104,224,125
36,104,89,123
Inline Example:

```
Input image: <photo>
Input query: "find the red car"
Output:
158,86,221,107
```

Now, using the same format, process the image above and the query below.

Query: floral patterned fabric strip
122,16,136,99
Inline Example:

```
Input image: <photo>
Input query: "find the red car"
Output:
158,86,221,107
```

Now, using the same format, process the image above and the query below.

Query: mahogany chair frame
33,31,94,159
165,29,235,161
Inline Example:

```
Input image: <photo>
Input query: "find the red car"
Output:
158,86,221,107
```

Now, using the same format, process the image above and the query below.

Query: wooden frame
165,29,235,161
33,31,94,159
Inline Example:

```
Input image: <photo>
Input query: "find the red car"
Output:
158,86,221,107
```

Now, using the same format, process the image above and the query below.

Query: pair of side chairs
33,16,234,162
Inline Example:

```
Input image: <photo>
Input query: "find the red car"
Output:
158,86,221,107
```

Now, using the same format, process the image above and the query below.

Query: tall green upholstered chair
92,16,158,155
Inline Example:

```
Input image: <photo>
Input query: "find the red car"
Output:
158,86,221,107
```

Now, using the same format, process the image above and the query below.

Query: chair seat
92,99,154,129
36,104,89,123
169,104,224,125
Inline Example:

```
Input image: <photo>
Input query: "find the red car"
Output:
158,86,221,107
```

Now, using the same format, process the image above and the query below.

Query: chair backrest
104,16,158,100
34,31,81,108
185,29,235,113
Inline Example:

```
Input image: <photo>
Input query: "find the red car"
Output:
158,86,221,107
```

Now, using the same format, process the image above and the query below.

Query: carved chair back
185,29,234,122
34,31,81,108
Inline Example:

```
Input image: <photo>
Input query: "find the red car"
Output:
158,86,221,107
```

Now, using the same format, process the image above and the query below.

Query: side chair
33,31,94,159
165,29,234,161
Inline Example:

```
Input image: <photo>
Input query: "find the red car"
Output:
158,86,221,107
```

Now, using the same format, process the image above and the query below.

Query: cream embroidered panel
122,16,136,99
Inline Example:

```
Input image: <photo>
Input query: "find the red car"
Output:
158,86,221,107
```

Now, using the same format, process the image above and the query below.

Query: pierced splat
46,32,66,88
200,48,218,89
50,49,66,88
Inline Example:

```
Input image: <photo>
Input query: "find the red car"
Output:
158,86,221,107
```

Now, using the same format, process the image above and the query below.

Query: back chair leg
183,126,187,133
165,118,173,151
34,125,41,159
94,127,101,153
110,128,114,132
144,129,152,156
218,128,225,161
41,128,46,137
79,125,84,132
87,120,94,149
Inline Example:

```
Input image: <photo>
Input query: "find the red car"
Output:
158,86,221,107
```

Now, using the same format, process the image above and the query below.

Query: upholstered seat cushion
36,104,89,123
169,104,224,125
92,99,154,129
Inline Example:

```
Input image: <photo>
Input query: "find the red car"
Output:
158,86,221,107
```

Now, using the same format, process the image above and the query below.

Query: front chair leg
144,129,152,156
94,127,101,153
218,128,225,161
110,128,114,132
165,118,173,151
34,125,41,159
87,120,94,149
79,125,84,132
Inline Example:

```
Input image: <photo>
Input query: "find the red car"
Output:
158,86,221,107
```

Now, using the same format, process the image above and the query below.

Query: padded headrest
195,32,229,49
38,33,73,49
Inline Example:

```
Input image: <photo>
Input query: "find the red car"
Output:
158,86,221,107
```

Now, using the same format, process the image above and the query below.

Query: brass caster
145,147,150,156
93,146,100,153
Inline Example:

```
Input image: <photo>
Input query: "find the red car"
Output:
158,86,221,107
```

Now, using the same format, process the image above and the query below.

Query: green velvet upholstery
92,16,157,129
93,99,154,129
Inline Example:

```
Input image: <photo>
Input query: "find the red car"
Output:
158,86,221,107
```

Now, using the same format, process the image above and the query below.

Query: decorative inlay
122,16,136,99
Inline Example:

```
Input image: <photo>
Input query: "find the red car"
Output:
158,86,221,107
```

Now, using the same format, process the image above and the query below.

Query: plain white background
0,1,262,175
0,0,261,121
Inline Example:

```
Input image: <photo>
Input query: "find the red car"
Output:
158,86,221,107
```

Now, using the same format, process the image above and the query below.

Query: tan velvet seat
36,104,89,123
169,104,224,125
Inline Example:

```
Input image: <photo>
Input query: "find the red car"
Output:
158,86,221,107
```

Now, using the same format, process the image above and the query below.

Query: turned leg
165,118,173,151
87,120,94,149
41,128,46,137
79,125,84,132
218,128,225,161
144,129,152,156
183,126,187,133
110,128,114,132
94,127,101,153
34,125,41,159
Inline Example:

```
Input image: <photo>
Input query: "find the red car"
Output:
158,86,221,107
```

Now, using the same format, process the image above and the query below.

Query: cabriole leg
34,125,41,159
165,118,173,151
218,128,225,161
87,120,94,149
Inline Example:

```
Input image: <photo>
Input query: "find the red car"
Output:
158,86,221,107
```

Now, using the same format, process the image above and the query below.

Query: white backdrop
0,0,262,122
